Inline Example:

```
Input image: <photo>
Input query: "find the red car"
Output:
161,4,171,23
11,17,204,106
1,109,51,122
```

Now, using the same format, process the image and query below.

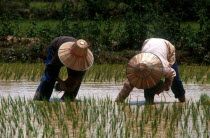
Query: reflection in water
0,80,209,103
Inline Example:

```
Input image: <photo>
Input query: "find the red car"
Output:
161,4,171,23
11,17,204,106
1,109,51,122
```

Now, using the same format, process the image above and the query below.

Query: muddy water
0,80,209,103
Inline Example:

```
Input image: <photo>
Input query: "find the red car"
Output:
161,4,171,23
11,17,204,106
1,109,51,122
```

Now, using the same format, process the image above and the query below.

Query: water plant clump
0,95,209,137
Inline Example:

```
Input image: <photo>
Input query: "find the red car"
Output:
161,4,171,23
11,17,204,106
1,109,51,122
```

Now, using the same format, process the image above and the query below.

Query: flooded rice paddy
0,80,209,102
0,80,210,137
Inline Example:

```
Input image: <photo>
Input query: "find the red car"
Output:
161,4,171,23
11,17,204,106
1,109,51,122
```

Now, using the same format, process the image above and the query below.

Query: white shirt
141,38,176,80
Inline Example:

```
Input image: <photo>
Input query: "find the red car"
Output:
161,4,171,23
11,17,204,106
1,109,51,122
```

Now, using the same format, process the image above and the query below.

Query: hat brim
126,52,163,89
58,42,94,71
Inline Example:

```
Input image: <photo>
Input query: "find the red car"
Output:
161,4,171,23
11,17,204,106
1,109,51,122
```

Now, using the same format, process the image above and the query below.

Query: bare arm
115,79,134,102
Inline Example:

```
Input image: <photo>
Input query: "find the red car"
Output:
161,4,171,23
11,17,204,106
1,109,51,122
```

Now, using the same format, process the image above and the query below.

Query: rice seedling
0,63,209,84
207,72,210,84
200,93,210,105
0,97,205,137
179,65,210,84
0,63,209,137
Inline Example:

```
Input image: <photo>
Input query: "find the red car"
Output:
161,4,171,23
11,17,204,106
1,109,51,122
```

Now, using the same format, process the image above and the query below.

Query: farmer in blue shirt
33,36,94,101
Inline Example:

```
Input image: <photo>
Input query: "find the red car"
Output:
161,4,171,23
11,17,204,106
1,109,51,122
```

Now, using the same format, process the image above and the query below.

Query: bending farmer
33,36,94,101
115,38,185,104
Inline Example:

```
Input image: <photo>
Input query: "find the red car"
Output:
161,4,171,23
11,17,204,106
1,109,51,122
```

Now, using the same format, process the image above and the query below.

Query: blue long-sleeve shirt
45,36,81,81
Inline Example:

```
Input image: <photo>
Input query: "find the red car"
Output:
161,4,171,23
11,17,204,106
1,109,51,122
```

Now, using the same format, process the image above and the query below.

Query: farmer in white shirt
115,38,186,104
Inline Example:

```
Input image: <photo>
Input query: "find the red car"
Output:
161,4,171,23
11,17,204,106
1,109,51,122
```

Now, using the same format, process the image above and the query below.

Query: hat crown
71,39,88,57
135,63,148,72
134,63,152,78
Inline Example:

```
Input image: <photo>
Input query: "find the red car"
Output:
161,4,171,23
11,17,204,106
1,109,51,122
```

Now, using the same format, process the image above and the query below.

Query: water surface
0,80,209,103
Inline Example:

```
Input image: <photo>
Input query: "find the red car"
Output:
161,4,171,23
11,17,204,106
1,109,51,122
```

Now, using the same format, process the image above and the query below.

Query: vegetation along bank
0,0,209,64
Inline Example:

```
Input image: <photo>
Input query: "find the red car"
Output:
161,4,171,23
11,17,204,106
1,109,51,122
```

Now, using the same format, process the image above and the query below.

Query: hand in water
55,78,67,91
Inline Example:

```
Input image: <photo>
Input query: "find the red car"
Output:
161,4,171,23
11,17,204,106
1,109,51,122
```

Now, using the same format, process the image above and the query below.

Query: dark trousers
171,61,185,98
144,61,185,99
34,47,85,101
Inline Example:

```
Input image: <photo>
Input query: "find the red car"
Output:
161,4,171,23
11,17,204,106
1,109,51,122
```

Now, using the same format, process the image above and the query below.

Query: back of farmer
33,36,94,101
115,38,186,104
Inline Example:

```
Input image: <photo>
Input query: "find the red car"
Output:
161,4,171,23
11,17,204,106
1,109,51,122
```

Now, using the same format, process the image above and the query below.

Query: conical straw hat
126,52,163,89
58,39,94,71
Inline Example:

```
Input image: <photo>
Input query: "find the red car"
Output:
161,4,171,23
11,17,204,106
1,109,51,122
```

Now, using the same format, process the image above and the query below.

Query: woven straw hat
58,39,94,71
126,52,163,89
